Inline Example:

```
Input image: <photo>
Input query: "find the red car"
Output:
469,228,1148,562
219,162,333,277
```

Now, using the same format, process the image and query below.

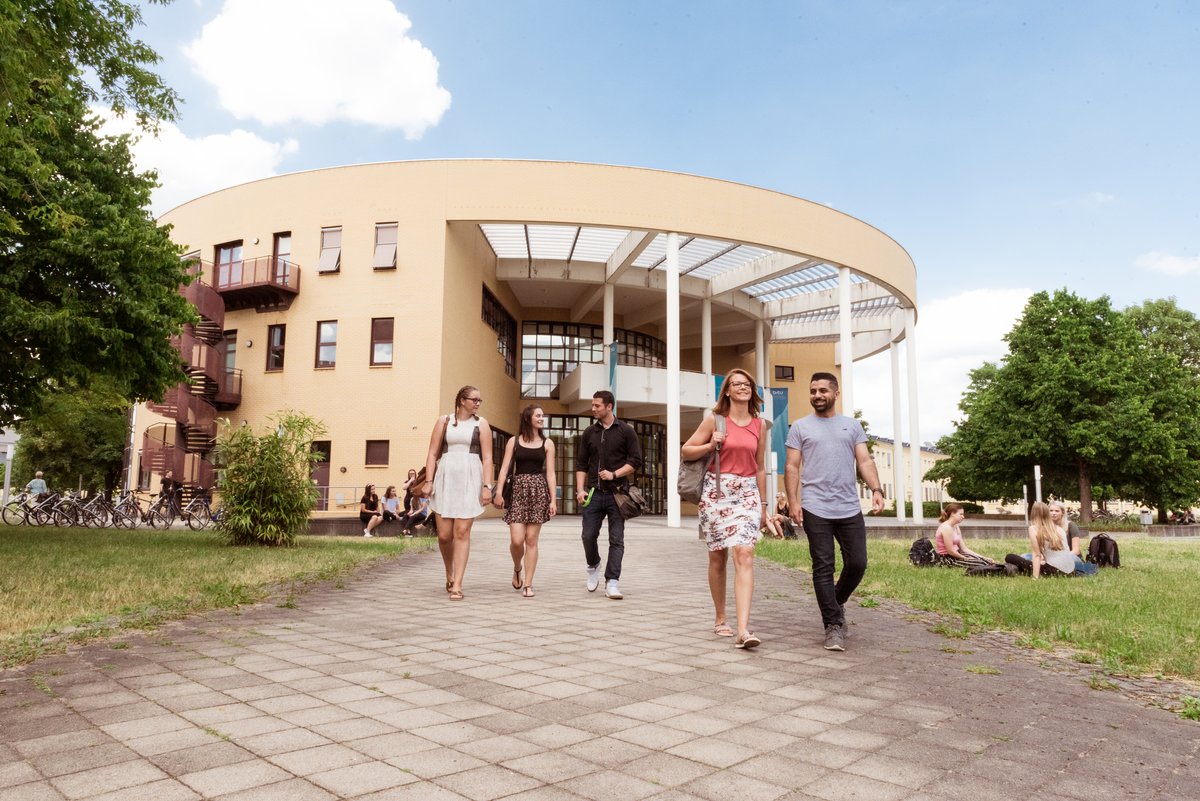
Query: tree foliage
928,290,1200,522
214,412,327,547
0,0,193,425
11,377,130,495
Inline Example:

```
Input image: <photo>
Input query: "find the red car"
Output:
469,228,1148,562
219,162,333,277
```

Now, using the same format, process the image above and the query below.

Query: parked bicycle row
2,487,220,530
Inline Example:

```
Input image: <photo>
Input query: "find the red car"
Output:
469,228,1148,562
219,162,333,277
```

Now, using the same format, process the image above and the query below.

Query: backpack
909,537,936,566
677,415,724,503
1087,532,1121,568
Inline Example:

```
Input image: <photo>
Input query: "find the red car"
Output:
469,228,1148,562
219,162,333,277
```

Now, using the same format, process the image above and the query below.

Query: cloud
96,110,298,215
184,0,451,139
1135,251,1200,277
850,288,1033,443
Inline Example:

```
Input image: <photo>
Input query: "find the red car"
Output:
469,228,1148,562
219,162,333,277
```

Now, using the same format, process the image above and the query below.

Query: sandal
713,623,735,637
522,585,534,598
735,632,761,649
512,566,523,590
446,580,453,594
449,588,464,600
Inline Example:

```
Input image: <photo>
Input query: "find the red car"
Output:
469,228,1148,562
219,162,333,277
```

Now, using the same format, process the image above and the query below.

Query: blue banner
770,387,789,472
609,342,618,412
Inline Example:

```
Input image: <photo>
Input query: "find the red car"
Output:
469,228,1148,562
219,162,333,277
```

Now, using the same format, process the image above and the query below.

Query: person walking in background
682,369,768,648
421,385,494,600
494,404,557,598
934,503,998,568
575,390,643,600
360,483,383,537
25,471,48,500
785,372,885,652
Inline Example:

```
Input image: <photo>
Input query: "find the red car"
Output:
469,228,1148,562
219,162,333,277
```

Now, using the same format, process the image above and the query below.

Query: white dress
431,417,484,519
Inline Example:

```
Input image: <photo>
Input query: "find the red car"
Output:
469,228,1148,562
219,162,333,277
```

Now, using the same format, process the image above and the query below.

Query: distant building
864,436,952,514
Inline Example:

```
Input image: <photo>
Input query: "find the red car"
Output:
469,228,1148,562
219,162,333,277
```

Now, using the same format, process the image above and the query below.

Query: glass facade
543,414,665,515
521,322,666,399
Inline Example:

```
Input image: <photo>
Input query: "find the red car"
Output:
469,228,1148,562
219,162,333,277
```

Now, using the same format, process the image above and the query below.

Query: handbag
677,415,724,503
613,485,648,520
501,461,515,506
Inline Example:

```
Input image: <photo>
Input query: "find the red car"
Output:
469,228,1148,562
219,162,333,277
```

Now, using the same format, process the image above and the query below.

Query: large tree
0,0,193,426
11,377,130,496
927,290,1194,523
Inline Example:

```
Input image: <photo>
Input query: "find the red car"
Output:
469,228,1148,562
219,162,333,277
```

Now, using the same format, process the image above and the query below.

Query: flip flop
735,633,761,649
449,588,464,600
522,585,534,598
713,623,735,637
446,580,453,594
512,566,523,590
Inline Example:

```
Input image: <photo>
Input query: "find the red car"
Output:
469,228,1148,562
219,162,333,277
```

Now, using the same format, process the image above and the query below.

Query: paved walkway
2,519,1196,800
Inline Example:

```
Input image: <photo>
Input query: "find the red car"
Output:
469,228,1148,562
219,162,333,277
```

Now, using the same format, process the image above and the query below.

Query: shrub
213,411,327,546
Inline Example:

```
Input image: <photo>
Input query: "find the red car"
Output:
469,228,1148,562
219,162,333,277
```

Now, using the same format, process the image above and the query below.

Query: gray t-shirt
785,414,867,519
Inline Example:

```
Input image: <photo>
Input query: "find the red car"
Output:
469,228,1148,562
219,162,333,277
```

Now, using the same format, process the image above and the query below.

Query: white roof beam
763,282,896,319
607,230,656,282
708,252,819,297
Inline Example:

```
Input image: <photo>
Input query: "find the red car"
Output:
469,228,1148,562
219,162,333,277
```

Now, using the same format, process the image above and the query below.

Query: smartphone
581,487,595,508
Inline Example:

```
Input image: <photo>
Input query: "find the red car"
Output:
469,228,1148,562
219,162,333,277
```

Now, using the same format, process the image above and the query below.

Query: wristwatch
870,487,883,496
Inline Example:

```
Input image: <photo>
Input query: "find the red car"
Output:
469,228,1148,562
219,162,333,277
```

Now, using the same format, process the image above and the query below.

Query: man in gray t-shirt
785,373,884,652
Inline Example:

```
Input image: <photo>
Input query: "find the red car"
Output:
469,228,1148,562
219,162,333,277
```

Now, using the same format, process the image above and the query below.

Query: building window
318,227,341,273
520,321,666,398
315,320,337,368
370,317,394,365
775,365,795,382
365,440,389,466
215,240,243,288
481,285,517,378
373,223,397,270
266,324,286,371
273,232,293,285
491,427,511,484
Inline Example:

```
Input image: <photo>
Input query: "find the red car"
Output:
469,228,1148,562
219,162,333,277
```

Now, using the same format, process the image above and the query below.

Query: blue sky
120,0,1200,440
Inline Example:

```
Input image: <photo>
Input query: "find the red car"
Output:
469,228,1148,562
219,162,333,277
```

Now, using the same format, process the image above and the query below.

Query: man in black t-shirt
574,390,643,599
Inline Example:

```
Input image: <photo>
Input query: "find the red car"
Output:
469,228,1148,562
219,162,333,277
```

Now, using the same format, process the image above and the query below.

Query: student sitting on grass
934,503,998,569
1006,501,1098,577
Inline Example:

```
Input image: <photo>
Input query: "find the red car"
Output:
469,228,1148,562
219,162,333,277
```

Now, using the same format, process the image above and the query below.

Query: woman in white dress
421,385,495,600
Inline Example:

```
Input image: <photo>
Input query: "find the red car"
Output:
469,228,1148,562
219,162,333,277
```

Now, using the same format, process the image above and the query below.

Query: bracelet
870,488,883,495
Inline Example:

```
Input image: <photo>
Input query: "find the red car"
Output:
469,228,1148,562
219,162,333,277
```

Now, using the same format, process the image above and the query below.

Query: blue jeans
581,490,625,581
801,510,868,628
1021,553,1098,576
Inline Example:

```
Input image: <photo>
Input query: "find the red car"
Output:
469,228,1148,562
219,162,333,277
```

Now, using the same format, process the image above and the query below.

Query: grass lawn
0,526,430,668
757,536,1200,684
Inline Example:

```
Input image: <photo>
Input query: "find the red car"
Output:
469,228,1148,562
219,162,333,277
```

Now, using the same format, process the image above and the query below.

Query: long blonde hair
1030,501,1065,551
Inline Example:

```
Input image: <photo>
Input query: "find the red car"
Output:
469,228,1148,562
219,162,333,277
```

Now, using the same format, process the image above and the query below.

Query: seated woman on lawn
934,503,998,568
1025,501,1076,579
1008,501,1096,576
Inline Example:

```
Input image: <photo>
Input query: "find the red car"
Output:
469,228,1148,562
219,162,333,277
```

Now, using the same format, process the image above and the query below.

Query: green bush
870,500,946,518
213,411,327,546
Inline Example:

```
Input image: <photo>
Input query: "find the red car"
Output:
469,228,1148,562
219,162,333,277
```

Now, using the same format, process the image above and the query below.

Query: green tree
0,0,193,426
1125,298,1200,376
928,290,1164,523
11,378,130,495
214,412,327,547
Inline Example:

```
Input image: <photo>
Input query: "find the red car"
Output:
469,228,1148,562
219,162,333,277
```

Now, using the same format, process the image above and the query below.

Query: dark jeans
581,490,625,581
802,510,868,627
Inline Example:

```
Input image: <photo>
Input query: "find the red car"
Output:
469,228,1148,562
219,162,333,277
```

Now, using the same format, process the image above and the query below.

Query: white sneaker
363,530,373,537
586,564,601,592
605,580,623,600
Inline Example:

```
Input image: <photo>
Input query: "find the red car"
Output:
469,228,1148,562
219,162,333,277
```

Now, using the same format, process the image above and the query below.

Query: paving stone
0,779,69,800
30,742,139,777
148,741,256,775
500,750,599,782
266,743,371,775
557,767,664,801
48,758,167,799
176,760,293,798
385,747,487,779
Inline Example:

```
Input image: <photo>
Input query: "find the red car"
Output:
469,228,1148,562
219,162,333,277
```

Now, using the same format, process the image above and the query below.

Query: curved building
133,160,924,525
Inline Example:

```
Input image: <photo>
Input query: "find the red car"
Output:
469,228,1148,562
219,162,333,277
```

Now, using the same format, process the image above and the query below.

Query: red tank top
708,416,762,477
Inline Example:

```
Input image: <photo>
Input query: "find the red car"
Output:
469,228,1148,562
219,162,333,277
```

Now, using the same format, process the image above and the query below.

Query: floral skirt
504,473,551,524
698,472,762,551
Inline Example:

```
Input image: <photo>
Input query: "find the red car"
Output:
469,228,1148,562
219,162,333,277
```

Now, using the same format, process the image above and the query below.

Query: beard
810,397,832,412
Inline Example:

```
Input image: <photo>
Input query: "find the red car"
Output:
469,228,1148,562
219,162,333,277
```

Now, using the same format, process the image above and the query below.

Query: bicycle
181,490,219,530
2,491,33,525
111,491,143,528
145,492,181,529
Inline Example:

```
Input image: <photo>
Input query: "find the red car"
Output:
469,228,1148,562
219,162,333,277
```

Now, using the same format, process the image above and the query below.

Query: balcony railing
215,367,242,410
214,256,301,312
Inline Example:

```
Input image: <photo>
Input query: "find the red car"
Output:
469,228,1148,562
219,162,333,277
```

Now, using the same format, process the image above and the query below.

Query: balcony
214,256,301,312
215,367,242,410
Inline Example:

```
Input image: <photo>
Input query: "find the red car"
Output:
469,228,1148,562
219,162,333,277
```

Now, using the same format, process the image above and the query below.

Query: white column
905,308,923,524
838,266,854,416
755,319,766,387
701,297,712,374
603,284,615,367
666,233,682,527
890,341,906,521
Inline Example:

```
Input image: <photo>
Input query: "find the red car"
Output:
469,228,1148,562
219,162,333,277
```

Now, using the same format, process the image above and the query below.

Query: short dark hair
592,390,615,407
810,371,839,390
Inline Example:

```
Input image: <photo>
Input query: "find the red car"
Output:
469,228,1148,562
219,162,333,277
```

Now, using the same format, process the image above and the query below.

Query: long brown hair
938,503,963,523
518,404,544,442
713,369,762,417
1030,501,1065,551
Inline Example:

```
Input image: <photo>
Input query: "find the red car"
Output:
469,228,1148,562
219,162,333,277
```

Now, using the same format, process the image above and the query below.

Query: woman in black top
359,484,383,537
495,404,557,597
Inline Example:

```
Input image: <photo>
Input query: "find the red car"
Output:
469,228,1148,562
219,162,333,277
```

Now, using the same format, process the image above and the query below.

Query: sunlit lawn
0,526,429,667
757,535,1200,683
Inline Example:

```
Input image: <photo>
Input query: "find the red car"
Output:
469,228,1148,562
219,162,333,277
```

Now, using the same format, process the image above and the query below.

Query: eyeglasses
728,381,753,389
466,397,483,404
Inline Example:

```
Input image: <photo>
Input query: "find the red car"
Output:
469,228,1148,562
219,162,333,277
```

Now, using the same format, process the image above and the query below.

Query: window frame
215,240,244,288
318,226,342,274
370,317,394,366
266,324,286,372
365,440,390,467
774,365,795,382
373,223,398,270
315,320,338,368
481,285,517,379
